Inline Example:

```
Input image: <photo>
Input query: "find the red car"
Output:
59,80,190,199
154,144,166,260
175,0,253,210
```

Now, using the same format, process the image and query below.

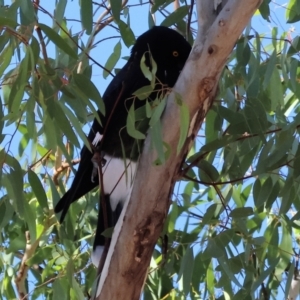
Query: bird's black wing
54,54,150,223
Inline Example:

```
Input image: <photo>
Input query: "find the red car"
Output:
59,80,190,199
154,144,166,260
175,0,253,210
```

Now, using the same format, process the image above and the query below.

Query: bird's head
131,26,192,87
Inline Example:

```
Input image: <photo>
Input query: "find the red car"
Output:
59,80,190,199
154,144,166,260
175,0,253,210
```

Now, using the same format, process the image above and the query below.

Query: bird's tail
54,146,98,223
54,191,73,223
92,196,123,267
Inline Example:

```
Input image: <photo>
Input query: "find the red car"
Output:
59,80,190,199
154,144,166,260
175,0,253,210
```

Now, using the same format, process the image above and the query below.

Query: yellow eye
173,51,179,57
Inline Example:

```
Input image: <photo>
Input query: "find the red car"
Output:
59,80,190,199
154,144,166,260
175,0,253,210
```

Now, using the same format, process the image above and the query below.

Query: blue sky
1,0,300,299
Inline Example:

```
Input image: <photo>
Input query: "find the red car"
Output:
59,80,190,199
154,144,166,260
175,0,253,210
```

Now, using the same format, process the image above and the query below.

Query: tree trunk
96,0,263,299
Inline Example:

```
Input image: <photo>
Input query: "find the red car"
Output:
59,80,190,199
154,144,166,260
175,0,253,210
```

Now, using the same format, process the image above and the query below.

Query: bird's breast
102,155,137,211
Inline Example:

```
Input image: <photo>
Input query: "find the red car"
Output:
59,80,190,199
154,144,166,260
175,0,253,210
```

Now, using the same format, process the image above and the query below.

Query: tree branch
15,232,40,300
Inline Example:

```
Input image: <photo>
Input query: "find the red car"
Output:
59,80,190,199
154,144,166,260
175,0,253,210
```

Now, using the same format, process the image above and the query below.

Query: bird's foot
91,151,107,182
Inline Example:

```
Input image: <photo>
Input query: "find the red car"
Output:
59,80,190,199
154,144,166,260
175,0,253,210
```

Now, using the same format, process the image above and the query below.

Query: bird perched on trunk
54,26,191,266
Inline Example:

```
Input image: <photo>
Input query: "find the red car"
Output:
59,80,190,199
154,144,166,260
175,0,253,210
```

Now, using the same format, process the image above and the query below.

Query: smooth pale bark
96,0,263,299
288,276,300,300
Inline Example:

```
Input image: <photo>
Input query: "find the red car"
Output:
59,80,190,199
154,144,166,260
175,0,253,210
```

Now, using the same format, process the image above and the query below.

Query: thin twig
34,25,49,65
52,159,80,185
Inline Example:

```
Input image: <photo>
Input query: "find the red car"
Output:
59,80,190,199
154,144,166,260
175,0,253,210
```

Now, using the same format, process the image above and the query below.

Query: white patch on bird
91,131,136,209
92,132,103,146
91,246,104,267
91,156,137,269
102,155,137,211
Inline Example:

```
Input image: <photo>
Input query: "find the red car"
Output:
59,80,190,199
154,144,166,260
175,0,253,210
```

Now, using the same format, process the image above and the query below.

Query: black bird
54,26,191,266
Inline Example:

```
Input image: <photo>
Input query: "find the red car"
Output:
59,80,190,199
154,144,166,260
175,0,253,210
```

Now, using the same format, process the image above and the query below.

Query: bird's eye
173,51,179,57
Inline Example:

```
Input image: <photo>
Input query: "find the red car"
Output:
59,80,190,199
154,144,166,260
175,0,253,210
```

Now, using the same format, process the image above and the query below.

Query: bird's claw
91,151,107,182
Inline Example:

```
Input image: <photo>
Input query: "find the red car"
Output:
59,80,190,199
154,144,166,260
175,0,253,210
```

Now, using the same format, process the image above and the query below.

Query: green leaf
265,180,280,209
101,227,114,238
175,94,189,153
18,132,29,157
118,20,136,47
0,16,18,27
293,143,300,179
29,36,40,66
177,246,194,296
24,198,36,242
8,51,30,115
133,85,153,100
43,116,58,151
251,257,280,294
0,96,3,137
20,0,36,25
140,53,152,82
149,98,166,126
59,103,92,152
236,41,251,66
70,85,102,125
26,96,36,141
204,239,224,258
151,0,173,13
149,55,157,86
160,6,190,27
148,10,155,28
198,160,219,183
215,105,244,126
54,0,67,26
0,44,13,78
229,207,254,218
265,130,294,170
103,41,121,79
0,197,14,231
71,277,85,300
239,144,260,176
110,0,122,23
289,58,298,93
38,23,77,59
167,202,178,233
46,99,80,148
53,278,69,300
262,50,277,89
27,246,53,266
279,176,294,214
126,104,146,139
3,272,16,299
287,36,300,57
254,177,273,208
255,138,274,174
80,0,93,34
253,178,261,207
205,108,222,144
202,204,221,225
49,176,61,207
268,68,284,111
218,258,243,288
280,221,293,264
286,0,300,23
206,260,215,294
149,120,165,164
259,0,271,21
73,73,105,115
28,170,48,209
285,261,295,300
214,231,235,253
2,157,25,217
